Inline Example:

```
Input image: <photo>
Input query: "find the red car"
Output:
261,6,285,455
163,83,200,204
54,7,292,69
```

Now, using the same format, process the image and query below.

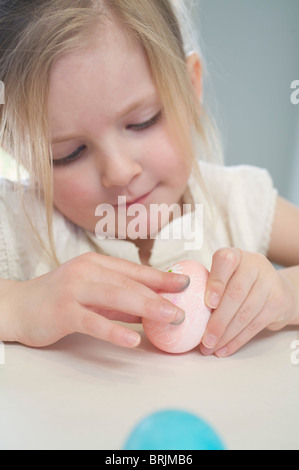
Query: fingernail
125,332,141,347
202,334,218,349
200,345,213,356
177,275,191,291
171,310,186,326
206,292,220,309
215,347,228,358
160,303,185,325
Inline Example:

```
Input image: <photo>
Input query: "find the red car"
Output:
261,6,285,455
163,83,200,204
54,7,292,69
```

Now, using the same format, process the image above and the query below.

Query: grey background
187,0,299,204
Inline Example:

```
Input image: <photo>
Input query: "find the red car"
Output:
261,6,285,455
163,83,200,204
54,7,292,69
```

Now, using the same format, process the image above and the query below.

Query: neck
133,238,154,266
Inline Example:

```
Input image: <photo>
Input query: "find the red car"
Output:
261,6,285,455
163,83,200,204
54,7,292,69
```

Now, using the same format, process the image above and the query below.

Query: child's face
48,18,191,238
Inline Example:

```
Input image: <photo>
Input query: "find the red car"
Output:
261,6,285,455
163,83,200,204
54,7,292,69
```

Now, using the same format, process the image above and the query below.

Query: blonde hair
0,0,222,264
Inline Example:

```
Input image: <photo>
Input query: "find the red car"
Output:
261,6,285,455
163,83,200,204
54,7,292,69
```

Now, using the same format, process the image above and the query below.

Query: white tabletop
0,325,298,450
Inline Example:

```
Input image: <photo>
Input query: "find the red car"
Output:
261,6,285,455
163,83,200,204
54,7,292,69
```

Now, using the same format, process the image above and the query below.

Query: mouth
114,186,157,209
126,190,153,207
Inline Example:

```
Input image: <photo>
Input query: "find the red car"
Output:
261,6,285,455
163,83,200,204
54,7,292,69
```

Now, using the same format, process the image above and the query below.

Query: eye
126,110,163,131
53,145,86,167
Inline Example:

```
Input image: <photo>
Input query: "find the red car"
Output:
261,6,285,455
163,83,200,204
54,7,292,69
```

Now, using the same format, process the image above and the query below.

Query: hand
200,248,297,358
7,253,189,349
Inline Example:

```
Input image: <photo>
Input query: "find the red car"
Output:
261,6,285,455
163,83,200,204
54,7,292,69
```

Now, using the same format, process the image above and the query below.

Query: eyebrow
52,134,81,145
115,93,159,119
51,92,159,144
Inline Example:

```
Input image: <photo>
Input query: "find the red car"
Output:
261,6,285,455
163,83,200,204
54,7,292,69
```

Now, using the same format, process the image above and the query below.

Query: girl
0,0,298,358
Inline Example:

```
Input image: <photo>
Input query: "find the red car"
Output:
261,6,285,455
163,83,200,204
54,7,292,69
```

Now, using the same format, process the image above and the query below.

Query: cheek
54,175,86,206
148,130,190,185
53,170,101,225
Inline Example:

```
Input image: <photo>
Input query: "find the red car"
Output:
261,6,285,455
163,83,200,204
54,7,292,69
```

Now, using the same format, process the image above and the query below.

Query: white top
0,162,278,281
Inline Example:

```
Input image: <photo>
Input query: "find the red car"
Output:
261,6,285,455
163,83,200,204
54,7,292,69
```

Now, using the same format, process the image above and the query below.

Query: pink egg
143,260,211,354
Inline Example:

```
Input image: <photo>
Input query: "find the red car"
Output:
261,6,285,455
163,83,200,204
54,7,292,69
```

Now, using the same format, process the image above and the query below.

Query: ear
186,52,202,101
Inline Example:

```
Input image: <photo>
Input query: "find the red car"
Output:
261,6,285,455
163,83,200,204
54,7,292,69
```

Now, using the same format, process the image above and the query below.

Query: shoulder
0,179,65,279
197,161,276,208
198,161,273,189
195,162,278,255
0,178,97,279
0,178,22,226
0,178,43,226
0,179,24,279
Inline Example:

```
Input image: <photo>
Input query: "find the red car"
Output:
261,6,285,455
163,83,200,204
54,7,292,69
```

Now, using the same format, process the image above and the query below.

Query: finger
79,281,186,325
75,262,187,325
201,276,268,355
87,253,191,293
90,307,141,324
202,263,259,350
72,306,141,348
213,303,272,358
205,248,242,309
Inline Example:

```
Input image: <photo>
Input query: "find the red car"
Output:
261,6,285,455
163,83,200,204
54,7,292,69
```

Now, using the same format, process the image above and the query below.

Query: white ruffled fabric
0,162,278,280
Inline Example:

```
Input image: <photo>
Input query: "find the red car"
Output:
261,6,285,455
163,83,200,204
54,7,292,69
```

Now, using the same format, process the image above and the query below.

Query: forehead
48,17,157,137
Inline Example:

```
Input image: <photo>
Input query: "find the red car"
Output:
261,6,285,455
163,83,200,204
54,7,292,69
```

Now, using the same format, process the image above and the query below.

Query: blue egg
124,409,226,450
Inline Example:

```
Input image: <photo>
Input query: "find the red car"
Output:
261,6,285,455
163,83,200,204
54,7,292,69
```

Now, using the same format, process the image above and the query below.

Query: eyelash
53,145,86,167
53,110,163,167
126,110,163,131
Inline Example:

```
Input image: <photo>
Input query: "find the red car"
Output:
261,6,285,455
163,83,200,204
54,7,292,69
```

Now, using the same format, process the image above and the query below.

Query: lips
126,190,152,206
113,186,157,208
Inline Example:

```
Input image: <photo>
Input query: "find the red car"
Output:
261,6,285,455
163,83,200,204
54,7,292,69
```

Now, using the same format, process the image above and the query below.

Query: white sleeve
199,163,278,255
0,180,22,280
226,165,278,255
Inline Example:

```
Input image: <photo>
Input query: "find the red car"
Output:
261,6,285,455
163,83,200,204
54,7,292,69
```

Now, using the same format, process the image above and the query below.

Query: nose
99,145,142,189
